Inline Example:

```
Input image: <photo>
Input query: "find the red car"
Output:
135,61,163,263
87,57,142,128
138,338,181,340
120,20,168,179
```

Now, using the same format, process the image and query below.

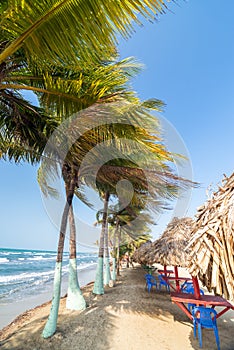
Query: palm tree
95,194,112,287
99,203,153,280
67,204,87,310
0,1,188,339
81,131,193,295
109,203,154,275
4,54,169,337
0,0,173,163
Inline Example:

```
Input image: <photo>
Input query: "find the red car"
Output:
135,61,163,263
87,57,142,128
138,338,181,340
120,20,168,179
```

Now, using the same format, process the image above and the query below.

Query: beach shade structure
186,172,234,301
132,240,153,266
143,217,195,291
145,217,194,267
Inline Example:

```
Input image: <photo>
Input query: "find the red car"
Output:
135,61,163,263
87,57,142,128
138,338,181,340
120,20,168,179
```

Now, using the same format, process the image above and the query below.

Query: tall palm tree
5,53,170,337
95,191,112,287
0,54,141,336
67,204,87,310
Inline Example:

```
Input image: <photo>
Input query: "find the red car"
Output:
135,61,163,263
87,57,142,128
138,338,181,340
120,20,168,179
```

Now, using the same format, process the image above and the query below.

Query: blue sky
1,0,234,251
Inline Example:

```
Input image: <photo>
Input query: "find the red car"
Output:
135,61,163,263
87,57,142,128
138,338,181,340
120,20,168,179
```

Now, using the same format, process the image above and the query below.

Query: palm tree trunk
111,218,119,281
104,205,111,286
42,170,77,338
93,191,110,294
117,227,121,276
66,204,86,310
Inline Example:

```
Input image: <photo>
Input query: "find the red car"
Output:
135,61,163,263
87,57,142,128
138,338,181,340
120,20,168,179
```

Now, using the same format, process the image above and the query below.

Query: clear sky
1,0,234,251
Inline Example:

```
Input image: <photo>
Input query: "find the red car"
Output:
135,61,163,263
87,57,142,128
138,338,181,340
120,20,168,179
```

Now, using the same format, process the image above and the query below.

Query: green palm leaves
1,0,170,65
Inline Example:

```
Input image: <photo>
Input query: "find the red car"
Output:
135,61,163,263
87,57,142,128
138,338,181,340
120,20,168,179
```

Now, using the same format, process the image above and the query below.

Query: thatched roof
144,217,194,267
186,173,234,300
132,241,153,264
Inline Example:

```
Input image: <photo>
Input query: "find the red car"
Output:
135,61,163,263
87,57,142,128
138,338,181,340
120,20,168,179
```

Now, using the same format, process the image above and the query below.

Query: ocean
0,247,98,305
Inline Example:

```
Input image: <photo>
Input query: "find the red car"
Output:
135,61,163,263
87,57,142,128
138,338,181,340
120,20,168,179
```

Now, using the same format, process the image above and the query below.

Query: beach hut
186,173,234,301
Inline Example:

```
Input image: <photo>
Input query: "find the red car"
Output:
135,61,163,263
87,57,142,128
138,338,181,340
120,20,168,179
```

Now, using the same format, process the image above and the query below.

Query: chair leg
193,320,197,338
198,324,202,348
214,327,220,350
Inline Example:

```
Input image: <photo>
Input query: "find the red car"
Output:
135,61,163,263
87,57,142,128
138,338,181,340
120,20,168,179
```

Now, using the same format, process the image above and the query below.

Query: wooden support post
174,266,180,292
173,301,193,320
192,276,201,299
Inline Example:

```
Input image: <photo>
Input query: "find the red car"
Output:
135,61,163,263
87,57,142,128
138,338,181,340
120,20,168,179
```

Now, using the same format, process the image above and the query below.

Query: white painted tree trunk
66,258,86,310
104,256,111,286
111,257,116,281
42,262,62,338
93,257,104,294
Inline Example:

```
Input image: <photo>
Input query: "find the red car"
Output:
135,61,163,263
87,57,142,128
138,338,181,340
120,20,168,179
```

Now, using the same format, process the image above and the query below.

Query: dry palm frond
133,217,194,267
186,172,234,300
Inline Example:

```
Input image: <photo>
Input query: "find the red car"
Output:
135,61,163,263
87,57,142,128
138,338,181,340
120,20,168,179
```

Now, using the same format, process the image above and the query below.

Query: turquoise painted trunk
111,257,116,281
66,258,86,310
104,257,111,286
42,261,62,338
93,257,104,294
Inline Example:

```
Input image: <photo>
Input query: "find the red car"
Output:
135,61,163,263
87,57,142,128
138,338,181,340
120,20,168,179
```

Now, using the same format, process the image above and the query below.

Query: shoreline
0,264,97,330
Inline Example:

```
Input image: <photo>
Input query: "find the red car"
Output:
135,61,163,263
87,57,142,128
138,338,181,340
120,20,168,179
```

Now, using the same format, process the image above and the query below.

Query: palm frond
1,0,172,65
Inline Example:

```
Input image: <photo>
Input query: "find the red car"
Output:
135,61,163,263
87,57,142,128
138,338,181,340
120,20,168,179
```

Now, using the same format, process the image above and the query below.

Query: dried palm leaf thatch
132,241,152,265
186,173,234,300
144,217,194,267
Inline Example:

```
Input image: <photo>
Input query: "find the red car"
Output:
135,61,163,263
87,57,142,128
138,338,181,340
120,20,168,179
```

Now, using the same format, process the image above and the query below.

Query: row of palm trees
0,0,187,338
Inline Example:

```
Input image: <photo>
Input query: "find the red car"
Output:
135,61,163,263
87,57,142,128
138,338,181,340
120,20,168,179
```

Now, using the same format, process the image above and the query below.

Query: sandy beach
0,265,234,350
0,265,97,330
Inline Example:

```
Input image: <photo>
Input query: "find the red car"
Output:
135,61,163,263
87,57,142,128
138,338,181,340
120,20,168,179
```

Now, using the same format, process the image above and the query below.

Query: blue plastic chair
183,285,205,296
181,281,194,291
182,285,205,311
144,274,157,293
157,274,170,292
192,306,220,350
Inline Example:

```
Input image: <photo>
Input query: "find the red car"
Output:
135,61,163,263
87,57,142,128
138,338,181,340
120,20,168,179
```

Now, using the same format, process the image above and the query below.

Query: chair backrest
181,281,193,290
158,274,168,284
192,306,218,328
184,286,205,295
145,274,152,280
145,274,156,283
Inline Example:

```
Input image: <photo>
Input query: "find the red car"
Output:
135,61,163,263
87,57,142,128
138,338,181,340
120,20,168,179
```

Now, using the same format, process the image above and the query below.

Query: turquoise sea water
0,248,98,304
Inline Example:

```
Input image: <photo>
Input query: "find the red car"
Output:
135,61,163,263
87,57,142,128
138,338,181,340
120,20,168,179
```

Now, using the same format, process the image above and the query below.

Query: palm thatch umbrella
145,217,194,268
132,240,153,265
186,173,234,301
142,217,195,291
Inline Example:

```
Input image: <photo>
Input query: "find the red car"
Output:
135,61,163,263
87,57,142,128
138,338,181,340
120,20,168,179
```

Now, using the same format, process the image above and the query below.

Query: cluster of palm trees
0,0,189,339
